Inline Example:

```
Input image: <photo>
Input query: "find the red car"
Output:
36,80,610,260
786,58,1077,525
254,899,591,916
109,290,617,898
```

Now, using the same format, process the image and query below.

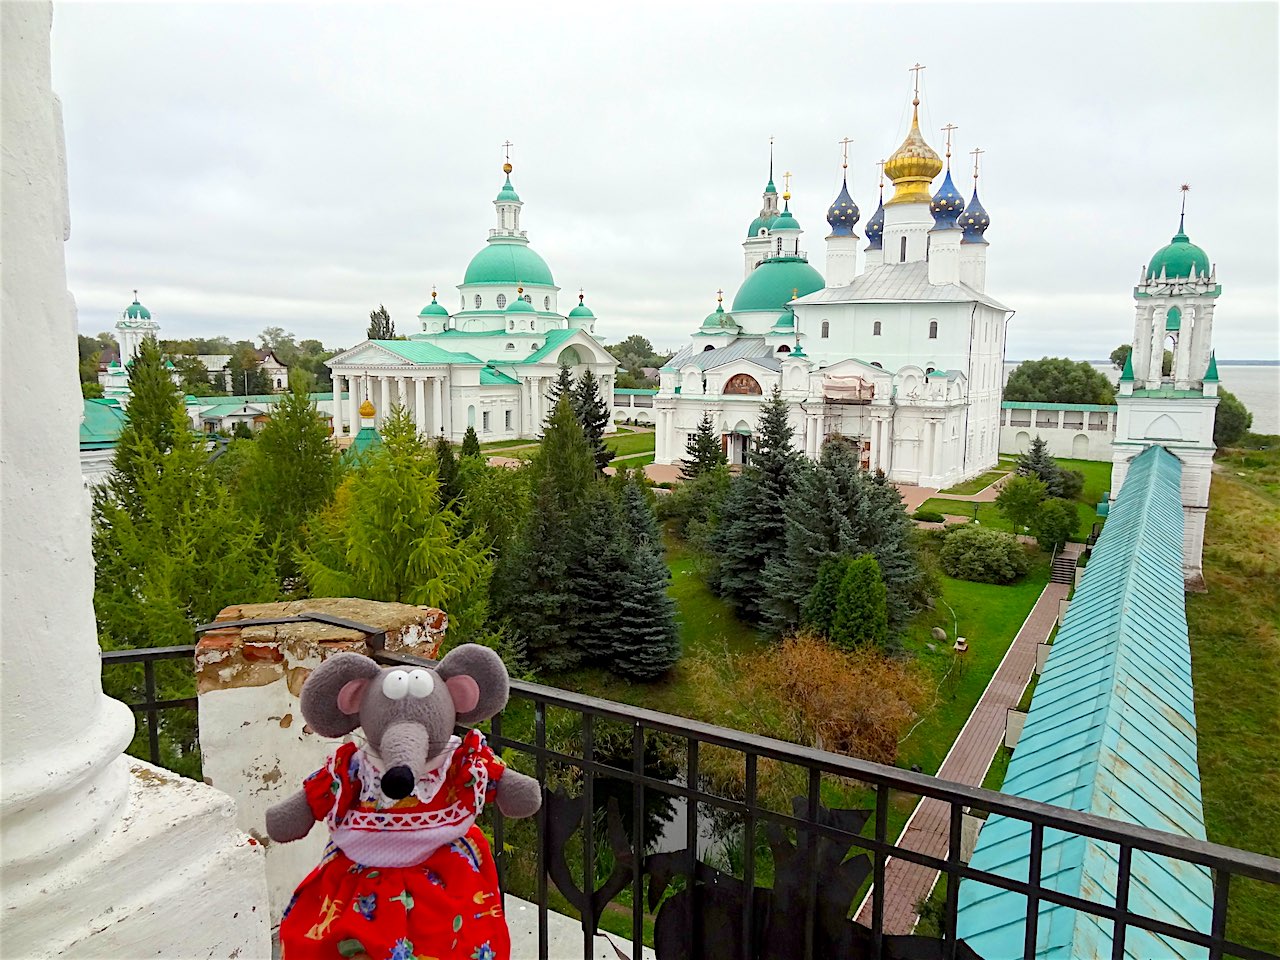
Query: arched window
777,344,791,353
928,320,938,339
703,344,715,352
544,297,550,309
500,209,507,228
900,236,908,262
474,294,482,309
871,361,883,369
523,294,532,304
467,405,476,428
776,237,783,254
926,366,935,375
532,343,540,350
873,321,882,336
496,294,507,309
508,320,514,331
723,373,763,396
821,321,830,339
506,343,515,351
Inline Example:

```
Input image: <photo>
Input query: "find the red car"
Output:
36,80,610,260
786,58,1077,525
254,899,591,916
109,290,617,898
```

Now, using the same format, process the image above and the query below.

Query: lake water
1003,361,1280,435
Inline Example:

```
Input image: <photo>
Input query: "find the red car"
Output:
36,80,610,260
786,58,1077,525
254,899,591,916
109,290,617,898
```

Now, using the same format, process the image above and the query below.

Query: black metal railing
101,644,1280,960
101,645,199,766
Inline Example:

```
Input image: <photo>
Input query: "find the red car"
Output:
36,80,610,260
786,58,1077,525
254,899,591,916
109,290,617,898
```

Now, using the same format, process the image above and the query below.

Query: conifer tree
611,477,681,679
566,488,627,660
573,368,614,472
367,304,395,340
830,554,889,650
495,397,597,671
298,406,491,639
711,386,798,618
234,375,343,583
545,364,576,427
680,412,727,480
1016,436,1056,486
802,555,846,638
461,425,482,458
434,434,459,504
107,335,185,518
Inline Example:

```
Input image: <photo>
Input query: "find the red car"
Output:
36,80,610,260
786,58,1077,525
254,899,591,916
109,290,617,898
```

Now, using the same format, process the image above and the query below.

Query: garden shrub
940,525,1029,584
1032,498,1078,551
912,509,947,523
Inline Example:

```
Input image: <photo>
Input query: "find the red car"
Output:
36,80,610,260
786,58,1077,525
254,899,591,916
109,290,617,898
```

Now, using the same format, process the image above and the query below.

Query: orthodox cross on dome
1179,183,1191,230
941,123,958,166
909,62,926,105
970,146,985,183
501,139,514,173
877,158,886,194
839,137,853,170
782,170,792,197
716,288,724,303
769,136,775,180
132,288,138,301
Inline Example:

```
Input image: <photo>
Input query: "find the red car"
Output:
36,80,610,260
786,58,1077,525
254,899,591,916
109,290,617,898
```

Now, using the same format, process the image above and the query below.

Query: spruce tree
461,426,482,458
712,386,798,618
234,376,343,584
367,304,395,340
830,554,889,650
434,434,459,504
612,477,680,679
1016,436,1056,485
802,556,846,638
107,335,185,518
567,488,627,660
545,364,576,427
680,412,727,480
573,368,614,473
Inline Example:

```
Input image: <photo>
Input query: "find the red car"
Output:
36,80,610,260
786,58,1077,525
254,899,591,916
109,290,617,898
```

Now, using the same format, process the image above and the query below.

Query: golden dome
884,102,943,206
358,398,376,418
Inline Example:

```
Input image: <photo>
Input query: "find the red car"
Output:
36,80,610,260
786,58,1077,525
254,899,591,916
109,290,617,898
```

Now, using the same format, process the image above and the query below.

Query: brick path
856,548,1079,934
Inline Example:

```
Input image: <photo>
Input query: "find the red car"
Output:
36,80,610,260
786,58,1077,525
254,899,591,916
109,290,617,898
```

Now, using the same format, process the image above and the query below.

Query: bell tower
1111,187,1220,590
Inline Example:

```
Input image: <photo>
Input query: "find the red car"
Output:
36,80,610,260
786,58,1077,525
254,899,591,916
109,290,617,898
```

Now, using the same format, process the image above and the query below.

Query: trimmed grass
917,498,1014,530
1186,457,1280,952
896,557,1051,775
939,468,1008,496
479,438,536,451
612,452,655,468
605,429,656,458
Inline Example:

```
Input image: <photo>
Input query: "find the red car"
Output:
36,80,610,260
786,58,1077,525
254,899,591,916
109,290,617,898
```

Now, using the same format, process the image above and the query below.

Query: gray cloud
53,2,1277,359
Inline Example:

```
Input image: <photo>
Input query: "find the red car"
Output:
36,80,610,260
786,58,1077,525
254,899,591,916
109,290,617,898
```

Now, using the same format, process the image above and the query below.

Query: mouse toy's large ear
436,644,510,725
300,652,382,737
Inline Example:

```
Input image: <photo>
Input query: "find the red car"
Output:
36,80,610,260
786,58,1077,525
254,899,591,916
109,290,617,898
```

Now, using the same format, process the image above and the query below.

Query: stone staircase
1051,548,1078,585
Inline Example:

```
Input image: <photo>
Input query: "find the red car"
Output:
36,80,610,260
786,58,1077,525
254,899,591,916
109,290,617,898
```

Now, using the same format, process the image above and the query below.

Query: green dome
505,296,535,313
419,292,449,317
124,297,151,320
1146,226,1210,280
747,216,771,237
495,175,520,202
568,301,595,319
463,241,555,286
731,257,824,313
701,302,737,330
772,308,795,330
770,209,800,232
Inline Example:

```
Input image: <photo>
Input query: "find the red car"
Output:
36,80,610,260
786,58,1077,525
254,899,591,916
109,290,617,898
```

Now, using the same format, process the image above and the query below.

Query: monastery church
653,80,1008,488
325,160,619,442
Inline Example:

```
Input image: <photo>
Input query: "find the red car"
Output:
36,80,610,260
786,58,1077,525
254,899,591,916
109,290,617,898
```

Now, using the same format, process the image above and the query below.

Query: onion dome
124,292,151,320
568,292,595,320
765,178,777,195
495,172,520,203
1146,219,1210,280
358,398,376,418
505,287,535,313
827,177,860,236
732,258,823,312
418,289,449,318
747,215,771,237
885,101,943,206
772,306,796,331
700,291,737,330
960,187,990,244
864,194,886,250
930,169,965,230
771,199,800,233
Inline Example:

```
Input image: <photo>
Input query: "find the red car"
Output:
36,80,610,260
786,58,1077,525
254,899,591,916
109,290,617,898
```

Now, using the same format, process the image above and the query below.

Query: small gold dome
884,102,943,206
359,398,376,418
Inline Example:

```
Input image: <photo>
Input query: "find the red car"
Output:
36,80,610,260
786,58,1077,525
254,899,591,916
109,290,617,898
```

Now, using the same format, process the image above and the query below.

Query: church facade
326,162,618,442
653,89,1010,489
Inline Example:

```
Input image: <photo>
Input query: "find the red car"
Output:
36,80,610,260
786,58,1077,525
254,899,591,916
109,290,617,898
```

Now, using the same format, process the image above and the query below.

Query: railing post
1209,869,1230,960
581,713,595,959
1024,821,1044,958
1111,845,1133,960
535,702,548,960
873,783,888,959
743,753,758,959
945,803,962,958
490,710,505,893
685,737,699,951
143,657,159,766
631,722,644,960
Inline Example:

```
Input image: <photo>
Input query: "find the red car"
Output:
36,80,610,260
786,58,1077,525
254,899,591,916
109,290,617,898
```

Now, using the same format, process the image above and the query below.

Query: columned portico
414,376,427,433
332,373,345,437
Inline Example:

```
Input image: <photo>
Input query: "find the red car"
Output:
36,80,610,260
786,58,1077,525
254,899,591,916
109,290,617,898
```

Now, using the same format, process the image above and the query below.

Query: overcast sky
53,2,1278,360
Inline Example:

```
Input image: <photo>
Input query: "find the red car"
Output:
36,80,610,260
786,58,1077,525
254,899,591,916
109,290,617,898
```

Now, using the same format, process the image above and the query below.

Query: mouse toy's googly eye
407,669,435,699
382,670,410,700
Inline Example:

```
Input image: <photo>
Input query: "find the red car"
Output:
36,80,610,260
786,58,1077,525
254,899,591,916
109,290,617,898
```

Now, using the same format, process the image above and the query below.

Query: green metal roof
1147,225,1210,280
347,425,383,460
1001,401,1117,412
770,208,800,232
1203,352,1219,382
505,297,535,313
495,175,520,202
1120,350,1135,382
463,241,554,286
1165,306,1182,331
124,297,151,320
523,328,580,364
958,445,1212,959
371,340,483,365
613,388,659,395
747,216,770,237
731,257,824,313
479,365,520,386
419,293,449,317
80,398,128,448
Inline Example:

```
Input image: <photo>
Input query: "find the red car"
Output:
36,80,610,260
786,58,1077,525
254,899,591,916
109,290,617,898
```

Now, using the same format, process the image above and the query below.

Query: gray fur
265,644,541,847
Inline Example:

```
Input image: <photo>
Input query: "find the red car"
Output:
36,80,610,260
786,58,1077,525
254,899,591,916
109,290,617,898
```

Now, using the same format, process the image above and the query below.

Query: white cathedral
652,89,1008,488
326,162,618,441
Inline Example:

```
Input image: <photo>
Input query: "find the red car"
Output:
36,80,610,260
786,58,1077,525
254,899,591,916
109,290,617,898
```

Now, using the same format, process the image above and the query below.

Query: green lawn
896,557,1051,774
1186,452,1280,952
612,452,655,469
479,438,537,451
939,468,1008,496
605,430,656,458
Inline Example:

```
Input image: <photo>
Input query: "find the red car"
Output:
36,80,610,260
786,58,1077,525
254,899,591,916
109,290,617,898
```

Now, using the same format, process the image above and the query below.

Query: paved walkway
857,545,1080,934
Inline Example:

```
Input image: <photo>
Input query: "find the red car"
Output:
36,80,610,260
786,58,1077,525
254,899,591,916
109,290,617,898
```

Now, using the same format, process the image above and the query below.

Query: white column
350,372,362,429
413,376,427,435
332,373,345,437
1149,310,1166,383
442,374,453,438
379,374,391,425
1,7,268,954
432,376,443,436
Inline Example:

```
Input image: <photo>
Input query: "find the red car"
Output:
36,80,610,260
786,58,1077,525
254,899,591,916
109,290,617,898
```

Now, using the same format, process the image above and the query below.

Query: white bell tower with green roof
1111,187,1220,590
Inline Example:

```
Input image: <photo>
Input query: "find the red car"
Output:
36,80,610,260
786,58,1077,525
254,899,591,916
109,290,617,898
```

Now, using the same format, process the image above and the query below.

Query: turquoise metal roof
957,445,1211,959
523,329,580,364
613,388,659,396
479,365,520,386
1001,401,1118,413
80,398,128,449
371,340,483,365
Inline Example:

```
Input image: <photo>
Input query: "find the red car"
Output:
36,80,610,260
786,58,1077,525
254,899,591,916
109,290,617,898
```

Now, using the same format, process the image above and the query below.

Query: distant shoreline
1007,359,1279,367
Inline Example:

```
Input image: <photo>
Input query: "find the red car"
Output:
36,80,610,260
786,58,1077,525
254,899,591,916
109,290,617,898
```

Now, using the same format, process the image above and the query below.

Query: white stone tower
743,146,782,276
1111,189,1220,590
114,290,160,361
824,138,861,287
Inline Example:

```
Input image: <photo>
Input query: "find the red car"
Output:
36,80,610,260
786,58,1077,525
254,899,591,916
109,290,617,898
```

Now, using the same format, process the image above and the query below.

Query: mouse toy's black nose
381,765,415,800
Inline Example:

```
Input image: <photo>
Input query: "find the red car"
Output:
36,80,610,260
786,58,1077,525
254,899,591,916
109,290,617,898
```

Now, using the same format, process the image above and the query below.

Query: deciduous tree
1213,388,1253,447
367,304,395,340
1031,498,1078,551
1005,357,1115,405
995,474,1048,530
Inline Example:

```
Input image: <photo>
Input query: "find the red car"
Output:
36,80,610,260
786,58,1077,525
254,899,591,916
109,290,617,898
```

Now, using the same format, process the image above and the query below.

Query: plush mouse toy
266,645,541,960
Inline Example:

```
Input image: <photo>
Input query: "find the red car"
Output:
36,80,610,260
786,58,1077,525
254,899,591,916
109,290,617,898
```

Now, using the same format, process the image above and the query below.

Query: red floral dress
279,731,509,960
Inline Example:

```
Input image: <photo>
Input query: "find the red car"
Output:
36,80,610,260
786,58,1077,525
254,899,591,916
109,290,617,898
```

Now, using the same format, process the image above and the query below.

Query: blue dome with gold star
930,170,965,230
826,177,860,237
864,195,885,250
960,188,990,244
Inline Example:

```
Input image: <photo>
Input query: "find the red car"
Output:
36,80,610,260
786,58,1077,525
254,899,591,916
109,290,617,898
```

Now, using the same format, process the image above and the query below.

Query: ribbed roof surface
957,445,1212,959
794,260,1010,311
371,340,483,365
666,336,777,372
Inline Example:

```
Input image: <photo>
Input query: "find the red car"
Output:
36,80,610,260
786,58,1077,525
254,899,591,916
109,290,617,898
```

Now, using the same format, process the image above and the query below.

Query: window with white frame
482,411,491,433
873,321,881,336
474,294,482,309
496,294,507,309
504,410,512,431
